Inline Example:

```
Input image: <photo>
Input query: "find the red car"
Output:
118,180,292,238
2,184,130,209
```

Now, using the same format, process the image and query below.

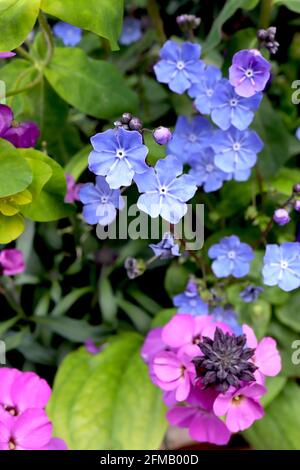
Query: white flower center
233,142,241,151
280,260,288,270
206,89,213,97
101,196,108,204
228,251,236,260
188,133,197,143
245,69,254,78
230,98,238,107
159,186,168,195
117,149,125,159
177,61,185,70
206,164,214,173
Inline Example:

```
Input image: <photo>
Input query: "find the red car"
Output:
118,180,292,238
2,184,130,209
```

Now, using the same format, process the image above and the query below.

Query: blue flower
211,126,263,175
89,128,149,189
167,115,213,163
173,280,208,315
53,22,82,47
134,155,197,224
79,176,124,226
296,127,300,141
154,40,205,94
211,78,262,130
188,148,229,192
188,65,222,114
208,235,254,278
240,285,264,303
149,233,180,259
210,306,242,335
262,242,300,292
119,18,142,46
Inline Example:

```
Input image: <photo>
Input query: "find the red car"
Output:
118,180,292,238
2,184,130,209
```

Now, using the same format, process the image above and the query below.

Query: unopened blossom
240,285,264,303
119,18,142,46
149,232,180,259
89,128,148,189
135,155,197,224
273,208,290,226
154,40,205,94
294,200,300,212
257,27,279,55
0,249,25,276
188,65,222,115
79,176,124,226
0,52,16,59
229,49,271,97
213,383,266,432
208,235,254,278
53,22,82,46
168,115,213,163
173,280,208,316
262,242,300,291
84,339,103,355
153,127,172,145
65,174,82,203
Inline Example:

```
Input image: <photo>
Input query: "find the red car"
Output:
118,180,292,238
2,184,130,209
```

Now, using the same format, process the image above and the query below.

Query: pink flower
0,409,52,450
213,383,266,432
65,174,82,203
42,437,68,450
0,105,13,134
0,52,16,59
0,249,25,276
243,325,281,382
141,327,165,364
167,387,231,445
152,350,195,401
0,368,51,418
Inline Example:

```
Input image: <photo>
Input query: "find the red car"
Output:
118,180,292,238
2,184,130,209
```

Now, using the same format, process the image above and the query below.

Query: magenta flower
84,339,103,355
167,387,231,445
0,249,25,276
229,49,271,97
0,105,13,134
43,437,68,450
65,174,82,203
0,409,52,450
0,368,51,418
152,350,195,401
243,325,281,382
0,52,16,59
3,121,40,148
141,327,165,364
213,383,266,432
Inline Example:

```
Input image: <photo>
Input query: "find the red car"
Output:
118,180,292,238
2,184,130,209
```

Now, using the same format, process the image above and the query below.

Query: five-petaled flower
208,235,254,278
262,242,300,292
188,65,222,114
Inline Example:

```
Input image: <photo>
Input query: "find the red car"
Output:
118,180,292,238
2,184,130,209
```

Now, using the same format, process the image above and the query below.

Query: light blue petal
134,168,157,192
106,159,134,188
88,150,116,176
279,270,300,292
168,174,197,201
211,258,232,277
160,196,187,224
137,192,161,218
91,129,117,152
169,71,191,94
154,60,177,84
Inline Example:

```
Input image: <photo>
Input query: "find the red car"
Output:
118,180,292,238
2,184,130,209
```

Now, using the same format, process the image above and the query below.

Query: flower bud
153,126,172,145
121,112,132,124
273,208,290,226
294,200,300,212
293,183,300,193
128,117,143,131
124,257,145,279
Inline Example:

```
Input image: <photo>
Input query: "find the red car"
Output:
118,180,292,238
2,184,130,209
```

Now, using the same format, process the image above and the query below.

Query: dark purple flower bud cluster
193,327,257,392
176,14,201,31
257,26,279,55
124,257,145,279
0,104,40,148
114,112,143,132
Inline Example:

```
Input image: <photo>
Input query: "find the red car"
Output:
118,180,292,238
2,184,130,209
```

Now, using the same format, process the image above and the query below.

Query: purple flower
53,22,82,47
167,116,213,163
211,78,263,130
294,200,300,212
296,127,300,141
211,126,263,176
2,122,40,148
273,208,290,226
65,174,82,203
229,49,271,98
119,18,142,46
0,249,25,276
0,52,16,59
167,387,231,445
0,105,13,134
153,126,172,145
43,437,68,451
188,148,229,192
240,285,264,303
210,306,242,335
88,128,149,189
208,235,254,278
134,155,197,224
84,339,103,355
141,327,165,365
79,176,124,226
173,280,208,316
149,232,180,259
214,383,266,432
262,242,300,292
188,65,222,114
154,40,205,94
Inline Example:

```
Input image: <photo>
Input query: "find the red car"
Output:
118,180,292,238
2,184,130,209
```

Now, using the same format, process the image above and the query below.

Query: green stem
6,72,43,97
147,0,166,45
259,0,273,29
15,46,34,63
38,11,54,65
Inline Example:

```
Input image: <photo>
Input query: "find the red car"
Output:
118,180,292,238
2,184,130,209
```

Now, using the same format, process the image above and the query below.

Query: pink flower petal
162,314,195,348
189,410,231,445
43,437,68,450
256,337,282,376
243,324,258,348
167,406,195,428
175,373,191,401
11,372,51,412
0,368,21,408
14,409,52,450
225,397,264,432
213,392,233,417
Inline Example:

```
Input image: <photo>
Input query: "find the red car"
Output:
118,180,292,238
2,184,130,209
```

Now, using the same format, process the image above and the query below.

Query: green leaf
64,145,91,181
128,287,162,316
0,0,40,52
41,0,123,50
260,376,287,408
253,97,292,178
0,317,19,336
98,271,118,324
151,308,176,328
0,139,32,198
34,316,107,342
48,333,167,450
116,297,151,334
274,0,300,13
203,0,258,53
276,290,300,332
164,263,190,297
267,322,300,377
25,157,53,199
44,48,138,119
244,381,300,449
217,179,256,218
19,148,74,221
0,214,25,244
50,287,93,317
238,299,271,340
264,167,300,196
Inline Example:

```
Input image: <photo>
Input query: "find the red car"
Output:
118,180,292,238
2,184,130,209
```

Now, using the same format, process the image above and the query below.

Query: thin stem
147,0,166,45
15,46,34,63
38,11,54,65
259,0,273,29
0,285,26,318
6,72,43,97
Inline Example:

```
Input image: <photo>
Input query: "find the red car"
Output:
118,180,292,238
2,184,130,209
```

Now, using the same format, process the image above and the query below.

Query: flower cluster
0,368,67,450
0,249,25,276
142,313,281,445
0,104,39,148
